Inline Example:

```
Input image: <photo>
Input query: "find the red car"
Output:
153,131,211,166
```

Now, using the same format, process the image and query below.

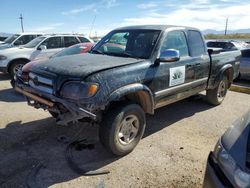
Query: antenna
224,18,228,36
89,14,96,37
19,13,24,33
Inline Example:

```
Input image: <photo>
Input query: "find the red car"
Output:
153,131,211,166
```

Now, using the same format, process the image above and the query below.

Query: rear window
241,49,250,58
187,30,206,57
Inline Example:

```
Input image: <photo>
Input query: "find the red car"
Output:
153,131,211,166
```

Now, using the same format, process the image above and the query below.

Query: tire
206,76,228,105
99,103,146,156
9,61,26,78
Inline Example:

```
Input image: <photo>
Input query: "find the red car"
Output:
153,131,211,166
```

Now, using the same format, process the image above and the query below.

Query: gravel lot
0,72,250,188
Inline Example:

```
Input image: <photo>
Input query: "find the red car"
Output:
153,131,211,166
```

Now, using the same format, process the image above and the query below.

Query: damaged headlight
215,139,250,188
60,81,98,100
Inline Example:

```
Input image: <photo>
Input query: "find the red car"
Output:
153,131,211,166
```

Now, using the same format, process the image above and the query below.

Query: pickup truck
15,25,241,156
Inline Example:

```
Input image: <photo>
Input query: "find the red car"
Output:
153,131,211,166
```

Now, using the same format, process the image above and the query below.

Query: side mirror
37,45,47,50
207,49,214,55
157,49,180,63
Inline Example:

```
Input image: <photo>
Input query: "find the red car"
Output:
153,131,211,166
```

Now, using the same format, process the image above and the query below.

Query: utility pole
89,14,96,37
224,17,228,36
19,13,24,33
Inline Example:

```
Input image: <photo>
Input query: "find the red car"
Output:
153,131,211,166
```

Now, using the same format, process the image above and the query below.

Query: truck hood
32,53,144,78
221,110,250,170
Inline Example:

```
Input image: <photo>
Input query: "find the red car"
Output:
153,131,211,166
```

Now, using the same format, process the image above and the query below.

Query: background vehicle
207,40,250,52
13,42,94,86
0,33,42,50
15,25,241,156
203,110,250,188
0,34,93,77
238,49,250,80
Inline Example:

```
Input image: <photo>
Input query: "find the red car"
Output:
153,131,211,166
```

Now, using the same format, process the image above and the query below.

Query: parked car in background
15,25,241,156
0,34,93,77
238,49,250,80
207,40,250,52
0,33,42,50
12,42,94,86
203,110,250,188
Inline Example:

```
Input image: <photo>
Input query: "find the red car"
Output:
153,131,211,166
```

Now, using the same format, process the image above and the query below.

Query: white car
0,34,93,76
0,33,43,50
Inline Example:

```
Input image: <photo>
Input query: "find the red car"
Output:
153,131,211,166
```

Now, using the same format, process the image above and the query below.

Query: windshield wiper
122,52,140,59
91,49,105,55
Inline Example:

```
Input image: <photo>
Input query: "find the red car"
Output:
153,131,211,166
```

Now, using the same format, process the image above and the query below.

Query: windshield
4,34,20,44
52,44,84,58
23,36,46,48
91,29,161,59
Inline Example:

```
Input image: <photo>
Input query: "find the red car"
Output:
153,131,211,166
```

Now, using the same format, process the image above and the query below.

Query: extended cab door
186,30,210,83
153,30,206,108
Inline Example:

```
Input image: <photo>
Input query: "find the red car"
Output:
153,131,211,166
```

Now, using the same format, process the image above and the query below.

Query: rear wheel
206,76,228,105
9,61,26,78
99,103,146,156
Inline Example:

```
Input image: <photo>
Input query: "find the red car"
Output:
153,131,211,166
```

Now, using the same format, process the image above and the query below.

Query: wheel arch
7,58,30,73
214,64,234,88
108,83,155,114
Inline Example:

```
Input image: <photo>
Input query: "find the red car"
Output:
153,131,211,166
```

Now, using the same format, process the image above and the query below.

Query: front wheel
206,76,228,105
10,61,26,78
99,103,146,156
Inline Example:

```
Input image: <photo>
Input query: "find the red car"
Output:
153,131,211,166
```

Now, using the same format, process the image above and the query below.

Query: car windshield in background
52,44,83,58
4,34,20,44
23,36,46,48
91,30,161,59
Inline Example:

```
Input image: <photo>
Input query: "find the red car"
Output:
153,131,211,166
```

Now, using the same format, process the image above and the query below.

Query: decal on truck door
169,66,185,86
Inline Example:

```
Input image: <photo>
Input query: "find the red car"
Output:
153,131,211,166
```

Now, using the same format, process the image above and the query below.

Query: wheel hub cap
118,115,139,145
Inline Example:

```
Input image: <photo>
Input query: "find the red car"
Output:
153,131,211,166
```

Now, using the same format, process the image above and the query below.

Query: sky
1,0,250,36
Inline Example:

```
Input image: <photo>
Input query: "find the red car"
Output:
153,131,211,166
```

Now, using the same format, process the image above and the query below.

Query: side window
160,31,189,57
14,35,34,45
40,37,63,49
78,37,90,43
64,36,79,47
187,30,206,57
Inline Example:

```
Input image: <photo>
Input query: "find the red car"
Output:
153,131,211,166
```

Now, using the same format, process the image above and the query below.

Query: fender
108,83,155,114
214,64,234,88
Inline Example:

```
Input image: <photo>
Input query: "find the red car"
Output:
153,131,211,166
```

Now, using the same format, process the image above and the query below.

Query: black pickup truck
15,25,241,156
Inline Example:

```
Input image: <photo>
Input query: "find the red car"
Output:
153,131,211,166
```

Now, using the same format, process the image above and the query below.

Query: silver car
0,34,93,77
0,33,42,50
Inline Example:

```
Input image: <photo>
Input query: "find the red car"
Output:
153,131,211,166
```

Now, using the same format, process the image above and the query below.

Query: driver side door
151,30,197,108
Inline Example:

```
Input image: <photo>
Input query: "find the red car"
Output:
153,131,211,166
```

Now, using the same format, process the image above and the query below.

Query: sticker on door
169,66,185,86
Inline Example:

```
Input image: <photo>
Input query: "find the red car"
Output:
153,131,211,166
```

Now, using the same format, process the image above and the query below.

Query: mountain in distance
202,28,250,35
0,32,12,37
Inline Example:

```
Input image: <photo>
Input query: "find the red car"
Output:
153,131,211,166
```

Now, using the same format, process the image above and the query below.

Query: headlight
216,142,250,188
0,55,7,60
61,81,98,100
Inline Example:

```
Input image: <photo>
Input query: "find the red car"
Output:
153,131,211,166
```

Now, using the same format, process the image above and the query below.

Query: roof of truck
114,25,199,31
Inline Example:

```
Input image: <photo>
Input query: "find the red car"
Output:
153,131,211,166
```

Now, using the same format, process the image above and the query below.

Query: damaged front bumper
15,82,97,125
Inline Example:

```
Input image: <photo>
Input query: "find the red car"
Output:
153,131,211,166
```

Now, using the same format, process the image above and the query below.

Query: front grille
29,72,53,94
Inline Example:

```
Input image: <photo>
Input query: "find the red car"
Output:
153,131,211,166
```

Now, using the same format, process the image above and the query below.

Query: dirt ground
0,72,250,188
